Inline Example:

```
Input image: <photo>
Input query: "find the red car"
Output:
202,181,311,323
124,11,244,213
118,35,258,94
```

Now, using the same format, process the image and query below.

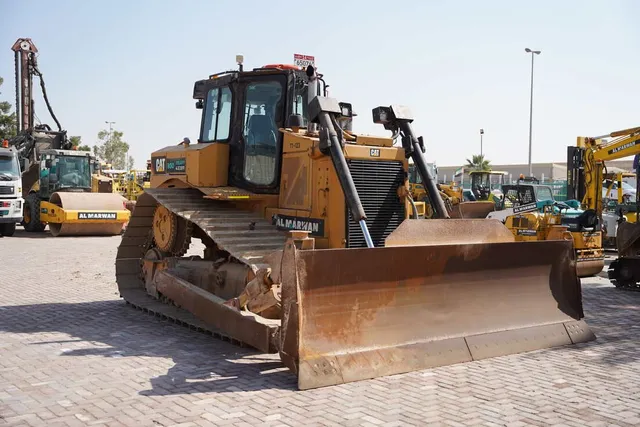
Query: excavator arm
571,127,640,289
567,127,640,214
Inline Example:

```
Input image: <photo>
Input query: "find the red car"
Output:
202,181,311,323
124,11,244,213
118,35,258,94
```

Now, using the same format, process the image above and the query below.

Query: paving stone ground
0,228,639,427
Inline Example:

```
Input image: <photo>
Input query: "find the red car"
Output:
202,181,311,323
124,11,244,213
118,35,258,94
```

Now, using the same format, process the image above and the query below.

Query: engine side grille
0,186,14,195
346,159,406,248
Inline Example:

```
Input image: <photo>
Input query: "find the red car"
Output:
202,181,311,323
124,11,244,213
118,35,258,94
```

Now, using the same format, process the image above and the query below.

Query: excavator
570,126,640,289
8,38,129,236
116,58,595,390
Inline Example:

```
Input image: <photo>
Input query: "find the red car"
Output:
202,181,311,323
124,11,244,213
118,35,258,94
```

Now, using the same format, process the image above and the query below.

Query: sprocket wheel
152,205,193,256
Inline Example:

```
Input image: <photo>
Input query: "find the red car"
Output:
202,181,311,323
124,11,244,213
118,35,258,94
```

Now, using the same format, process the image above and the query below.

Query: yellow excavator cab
116,62,595,390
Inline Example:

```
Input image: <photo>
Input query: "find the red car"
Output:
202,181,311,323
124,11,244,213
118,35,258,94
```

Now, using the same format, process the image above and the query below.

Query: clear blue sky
1,0,639,169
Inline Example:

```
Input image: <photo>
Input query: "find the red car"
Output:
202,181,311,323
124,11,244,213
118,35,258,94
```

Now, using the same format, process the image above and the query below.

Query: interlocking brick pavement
0,228,639,426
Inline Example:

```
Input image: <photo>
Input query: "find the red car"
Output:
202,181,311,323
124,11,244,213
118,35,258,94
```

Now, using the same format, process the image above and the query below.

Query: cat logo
153,157,166,173
370,148,380,157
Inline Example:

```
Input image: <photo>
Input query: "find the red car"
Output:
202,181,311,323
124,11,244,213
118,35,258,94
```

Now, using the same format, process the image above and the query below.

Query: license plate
0,210,8,217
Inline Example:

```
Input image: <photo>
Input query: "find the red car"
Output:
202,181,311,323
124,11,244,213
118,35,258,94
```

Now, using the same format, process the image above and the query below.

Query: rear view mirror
45,159,52,168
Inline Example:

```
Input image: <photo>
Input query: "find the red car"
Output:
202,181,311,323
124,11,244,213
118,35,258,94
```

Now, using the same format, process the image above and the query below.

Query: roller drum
48,192,126,237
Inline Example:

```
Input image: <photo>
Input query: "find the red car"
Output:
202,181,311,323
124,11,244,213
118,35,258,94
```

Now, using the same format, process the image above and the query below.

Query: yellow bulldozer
116,61,595,390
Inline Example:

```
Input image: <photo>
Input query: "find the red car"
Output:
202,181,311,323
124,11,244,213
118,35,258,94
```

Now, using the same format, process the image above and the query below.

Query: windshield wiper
0,172,16,181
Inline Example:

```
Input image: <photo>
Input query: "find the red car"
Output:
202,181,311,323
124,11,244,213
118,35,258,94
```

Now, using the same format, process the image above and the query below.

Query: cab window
202,86,232,142
242,81,283,185
536,186,553,201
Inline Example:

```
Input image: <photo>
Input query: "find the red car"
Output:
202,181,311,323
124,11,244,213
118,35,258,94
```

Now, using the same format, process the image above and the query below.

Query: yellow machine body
20,149,130,237
504,207,604,277
116,65,595,390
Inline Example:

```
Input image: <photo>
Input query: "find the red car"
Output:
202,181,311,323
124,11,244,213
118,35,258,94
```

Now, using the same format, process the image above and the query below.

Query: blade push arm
372,105,450,219
308,96,375,248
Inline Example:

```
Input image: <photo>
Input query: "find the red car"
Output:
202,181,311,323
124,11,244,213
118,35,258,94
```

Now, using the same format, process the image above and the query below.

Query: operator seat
245,114,277,184
246,115,277,157
562,208,598,232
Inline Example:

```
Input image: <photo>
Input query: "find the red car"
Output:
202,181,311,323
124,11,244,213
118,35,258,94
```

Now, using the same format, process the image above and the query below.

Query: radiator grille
0,186,14,195
346,159,405,248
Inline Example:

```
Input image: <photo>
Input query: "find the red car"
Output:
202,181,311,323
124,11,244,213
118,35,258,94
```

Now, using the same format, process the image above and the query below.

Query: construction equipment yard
0,229,638,427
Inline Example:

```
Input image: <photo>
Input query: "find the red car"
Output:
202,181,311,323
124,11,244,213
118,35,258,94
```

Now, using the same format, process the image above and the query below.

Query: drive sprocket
152,205,192,256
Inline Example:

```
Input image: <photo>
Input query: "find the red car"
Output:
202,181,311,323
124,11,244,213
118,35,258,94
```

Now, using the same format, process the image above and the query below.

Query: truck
0,144,24,236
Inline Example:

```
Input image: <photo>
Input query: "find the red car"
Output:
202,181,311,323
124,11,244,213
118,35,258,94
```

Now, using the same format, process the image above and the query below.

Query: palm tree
465,154,491,171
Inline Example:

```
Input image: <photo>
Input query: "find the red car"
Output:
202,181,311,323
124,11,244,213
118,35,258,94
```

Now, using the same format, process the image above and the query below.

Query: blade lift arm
308,96,375,248
372,105,450,219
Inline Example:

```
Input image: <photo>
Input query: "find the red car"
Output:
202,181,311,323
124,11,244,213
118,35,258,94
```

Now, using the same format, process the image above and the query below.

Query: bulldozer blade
280,219,595,390
449,201,497,218
616,220,640,257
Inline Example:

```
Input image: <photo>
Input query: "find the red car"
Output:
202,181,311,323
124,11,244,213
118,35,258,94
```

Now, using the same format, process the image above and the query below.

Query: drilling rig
7,38,129,236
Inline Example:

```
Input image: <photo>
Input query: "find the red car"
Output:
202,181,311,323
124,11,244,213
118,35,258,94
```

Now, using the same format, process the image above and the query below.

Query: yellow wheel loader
116,62,595,390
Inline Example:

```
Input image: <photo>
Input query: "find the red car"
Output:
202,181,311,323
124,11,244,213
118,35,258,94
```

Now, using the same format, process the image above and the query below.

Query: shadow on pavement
521,284,640,367
0,283,637,397
6,227,122,239
0,298,297,395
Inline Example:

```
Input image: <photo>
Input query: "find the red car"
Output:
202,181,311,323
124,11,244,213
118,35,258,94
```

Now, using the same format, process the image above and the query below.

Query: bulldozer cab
38,149,92,198
193,66,314,194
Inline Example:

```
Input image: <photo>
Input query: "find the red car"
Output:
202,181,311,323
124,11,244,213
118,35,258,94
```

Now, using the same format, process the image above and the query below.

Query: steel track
115,187,288,342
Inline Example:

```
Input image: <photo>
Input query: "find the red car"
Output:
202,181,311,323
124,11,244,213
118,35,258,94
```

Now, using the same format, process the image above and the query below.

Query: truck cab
0,146,24,236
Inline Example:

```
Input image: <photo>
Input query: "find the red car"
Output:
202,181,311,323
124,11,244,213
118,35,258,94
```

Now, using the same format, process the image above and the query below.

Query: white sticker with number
294,54,315,69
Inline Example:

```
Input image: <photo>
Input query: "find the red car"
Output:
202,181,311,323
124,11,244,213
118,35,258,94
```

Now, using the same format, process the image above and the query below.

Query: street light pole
525,48,541,177
480,128,484,157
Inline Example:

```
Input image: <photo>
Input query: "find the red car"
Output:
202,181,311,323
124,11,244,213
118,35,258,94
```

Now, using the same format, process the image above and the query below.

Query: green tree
93,128,134,169
69,135,91,152
465,154,491,171
0,76,17,140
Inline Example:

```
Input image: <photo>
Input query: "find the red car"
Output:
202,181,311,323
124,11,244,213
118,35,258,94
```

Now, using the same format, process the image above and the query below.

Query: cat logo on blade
370,148,380,157
273,214,325,237
78,212,117,220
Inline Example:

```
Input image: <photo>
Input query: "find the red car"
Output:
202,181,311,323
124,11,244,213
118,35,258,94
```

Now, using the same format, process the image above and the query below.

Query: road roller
21,148,130,236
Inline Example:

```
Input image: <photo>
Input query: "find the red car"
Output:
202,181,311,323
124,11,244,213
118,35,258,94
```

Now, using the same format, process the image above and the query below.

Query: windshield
0,154,20,181
53,155,91,188
622,182,635,191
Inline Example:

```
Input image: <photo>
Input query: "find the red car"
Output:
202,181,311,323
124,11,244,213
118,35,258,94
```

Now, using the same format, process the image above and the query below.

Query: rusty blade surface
385,218,516,246
283,235,594,390
616,220,640,256
450,201,497,219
